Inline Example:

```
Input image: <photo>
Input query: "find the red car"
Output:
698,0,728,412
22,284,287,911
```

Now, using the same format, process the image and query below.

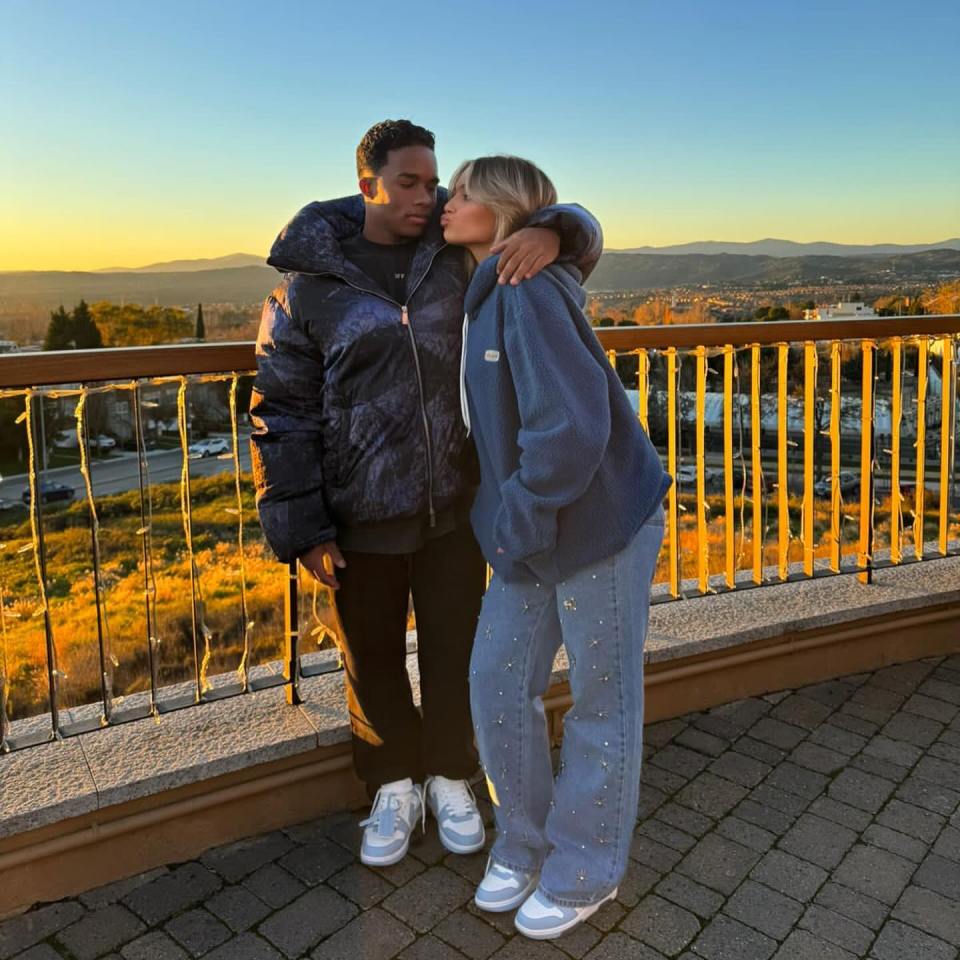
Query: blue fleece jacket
462,257,671,584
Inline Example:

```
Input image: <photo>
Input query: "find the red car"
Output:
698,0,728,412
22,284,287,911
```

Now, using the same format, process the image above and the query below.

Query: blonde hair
448,155,557,243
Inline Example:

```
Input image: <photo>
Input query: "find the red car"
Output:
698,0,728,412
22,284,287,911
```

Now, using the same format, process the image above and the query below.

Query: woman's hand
491,227,560,285
300,540,346,589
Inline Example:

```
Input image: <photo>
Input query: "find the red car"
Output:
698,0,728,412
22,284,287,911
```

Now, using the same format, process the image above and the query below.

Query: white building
804,301,877,321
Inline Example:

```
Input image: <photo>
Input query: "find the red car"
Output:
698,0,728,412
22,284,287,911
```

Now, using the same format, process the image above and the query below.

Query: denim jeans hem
491,852,543,875
535,881,618,909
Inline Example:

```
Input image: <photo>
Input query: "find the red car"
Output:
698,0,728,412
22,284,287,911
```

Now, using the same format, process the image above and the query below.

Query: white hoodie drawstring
459,312,471,435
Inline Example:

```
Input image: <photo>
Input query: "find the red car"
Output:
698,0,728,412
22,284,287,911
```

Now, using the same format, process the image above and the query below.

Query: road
0,437,950,506
0,434,252,504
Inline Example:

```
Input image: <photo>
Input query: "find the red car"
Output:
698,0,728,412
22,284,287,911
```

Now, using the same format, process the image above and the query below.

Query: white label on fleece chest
484,350,500,362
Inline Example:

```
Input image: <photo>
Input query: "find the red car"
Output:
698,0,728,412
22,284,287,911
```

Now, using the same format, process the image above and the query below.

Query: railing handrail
596,313,960,350
0,341,255,389
2,314,958,389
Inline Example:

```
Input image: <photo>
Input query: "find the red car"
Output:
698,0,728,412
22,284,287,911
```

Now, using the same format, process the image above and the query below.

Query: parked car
814,472,859,498
52,431,115,451
188,437,231,458
21,479,75,505
119,436,160,451
675,464,717,487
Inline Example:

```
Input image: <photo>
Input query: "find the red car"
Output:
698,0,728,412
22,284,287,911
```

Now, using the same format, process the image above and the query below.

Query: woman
441,156,670,940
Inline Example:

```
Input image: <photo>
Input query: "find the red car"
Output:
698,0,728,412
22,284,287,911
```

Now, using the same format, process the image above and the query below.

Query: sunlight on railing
600,321,959,602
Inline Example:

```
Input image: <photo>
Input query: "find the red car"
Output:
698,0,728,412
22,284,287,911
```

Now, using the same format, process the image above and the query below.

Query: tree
42,302,102,351
0,396,29,467
44,305,75,350
89,302,192,346
195,303,205,341
71,300,102,349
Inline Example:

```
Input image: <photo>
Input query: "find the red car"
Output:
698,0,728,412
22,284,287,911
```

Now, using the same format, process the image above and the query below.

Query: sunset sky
2,0,958,271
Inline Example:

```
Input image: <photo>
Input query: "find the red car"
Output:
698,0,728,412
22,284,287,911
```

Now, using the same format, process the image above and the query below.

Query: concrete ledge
645,553,960,664
1,557,958,915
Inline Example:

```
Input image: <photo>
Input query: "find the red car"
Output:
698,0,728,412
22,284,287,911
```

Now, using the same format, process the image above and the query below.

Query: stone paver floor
3,655,960,960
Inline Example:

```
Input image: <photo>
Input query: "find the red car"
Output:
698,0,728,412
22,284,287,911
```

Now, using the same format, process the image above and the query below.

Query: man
251,120,601,867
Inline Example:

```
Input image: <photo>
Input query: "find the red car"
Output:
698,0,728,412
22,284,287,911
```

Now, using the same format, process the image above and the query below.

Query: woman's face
441,180,497,247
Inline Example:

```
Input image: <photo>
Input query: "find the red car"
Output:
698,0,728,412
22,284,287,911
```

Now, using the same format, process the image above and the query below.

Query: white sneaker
515,887,618,939
475,858,539,912
424,775,485,854
359,778,424,866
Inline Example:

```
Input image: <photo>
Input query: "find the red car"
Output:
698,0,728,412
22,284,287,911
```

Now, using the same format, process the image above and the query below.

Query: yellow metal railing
0,318,957,753
596,315,960,599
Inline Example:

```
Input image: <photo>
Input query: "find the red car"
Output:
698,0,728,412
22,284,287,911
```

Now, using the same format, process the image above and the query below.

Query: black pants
334,524,487,791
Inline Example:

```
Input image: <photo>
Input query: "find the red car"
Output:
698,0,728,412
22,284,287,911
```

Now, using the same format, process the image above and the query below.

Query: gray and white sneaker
515,887,618,939
359,778,424,867
424,775,485,854
475,858,539,912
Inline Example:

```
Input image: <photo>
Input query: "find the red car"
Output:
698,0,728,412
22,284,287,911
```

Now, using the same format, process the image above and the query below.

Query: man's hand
300,540,346,590
491,227,560,286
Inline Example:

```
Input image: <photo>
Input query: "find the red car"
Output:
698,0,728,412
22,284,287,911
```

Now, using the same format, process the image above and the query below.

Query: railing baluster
176,377,203,701
229,376,252,691
858,340,876,584
915,339,928,559
723,345,735,589
284,562,302,705
750,344,763,584
26,392,59,740
695,346,708,593
637,349,649,433
777,343,789,581
0,554,9,753
830,341,842,572
666,347,680,597
803,342,816,577
132,385,160,716
938,336,954,556
76,389,113,724
890,339,903,565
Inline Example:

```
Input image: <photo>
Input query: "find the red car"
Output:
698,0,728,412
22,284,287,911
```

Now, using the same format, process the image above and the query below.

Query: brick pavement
3,655,959,960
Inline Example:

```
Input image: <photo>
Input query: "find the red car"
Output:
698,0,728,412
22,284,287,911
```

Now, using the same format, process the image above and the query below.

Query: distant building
804,301,877,321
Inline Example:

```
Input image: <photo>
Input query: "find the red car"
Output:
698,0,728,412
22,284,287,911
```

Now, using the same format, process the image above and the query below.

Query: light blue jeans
470,510,664,906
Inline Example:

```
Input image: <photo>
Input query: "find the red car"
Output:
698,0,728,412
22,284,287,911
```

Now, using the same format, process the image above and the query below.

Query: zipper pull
401,305,409,325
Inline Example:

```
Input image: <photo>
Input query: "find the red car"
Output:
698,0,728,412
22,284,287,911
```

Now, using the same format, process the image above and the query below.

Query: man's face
359,145,439,239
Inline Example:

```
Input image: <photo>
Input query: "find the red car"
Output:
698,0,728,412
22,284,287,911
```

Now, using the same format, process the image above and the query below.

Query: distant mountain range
612,238,960,257
92,253,265,273
0,266,278,311
1,248,958,314
586,248,960,291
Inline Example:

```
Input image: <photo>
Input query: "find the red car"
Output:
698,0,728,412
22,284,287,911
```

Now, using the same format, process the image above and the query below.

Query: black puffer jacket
250,190,602,563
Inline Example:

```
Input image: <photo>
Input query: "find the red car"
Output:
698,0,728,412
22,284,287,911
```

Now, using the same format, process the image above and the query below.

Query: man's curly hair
356,119,436,176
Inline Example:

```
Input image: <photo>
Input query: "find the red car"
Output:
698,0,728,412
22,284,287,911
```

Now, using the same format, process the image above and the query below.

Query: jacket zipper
338,244,446,527
402,304,435,526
